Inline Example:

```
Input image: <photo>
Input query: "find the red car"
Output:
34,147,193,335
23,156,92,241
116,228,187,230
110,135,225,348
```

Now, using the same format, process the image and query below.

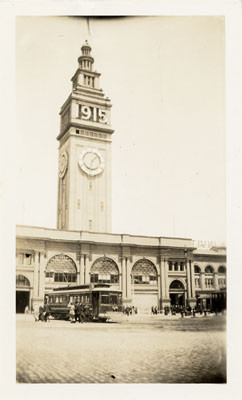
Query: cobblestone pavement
16,314,226,384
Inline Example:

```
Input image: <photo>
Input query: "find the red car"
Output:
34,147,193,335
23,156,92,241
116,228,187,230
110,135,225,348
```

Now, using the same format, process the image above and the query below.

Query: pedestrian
84,304,90,321
39,305,45,321
69,303,75,323
192,308,196,317
151,306,154,315
80,303,86,322
32,304,39,322
75,302,82,323
74,302,79,322
44,303,50,322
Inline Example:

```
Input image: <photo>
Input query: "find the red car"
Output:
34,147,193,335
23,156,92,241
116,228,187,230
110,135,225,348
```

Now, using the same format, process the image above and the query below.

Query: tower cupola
78,40,94,71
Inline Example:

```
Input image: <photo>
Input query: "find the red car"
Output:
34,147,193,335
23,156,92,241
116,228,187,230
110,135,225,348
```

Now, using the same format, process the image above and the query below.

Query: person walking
80,303,86,322
84,304,90,322
39,305,44,321
75,302,82,323
69,303,75,323
32,304,39,322
44,303,50,322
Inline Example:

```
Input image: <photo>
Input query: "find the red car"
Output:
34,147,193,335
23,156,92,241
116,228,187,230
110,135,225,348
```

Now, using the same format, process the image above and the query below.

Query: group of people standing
122,305,138,316
151,306,158,315
68,302,92,323
33,304,50,322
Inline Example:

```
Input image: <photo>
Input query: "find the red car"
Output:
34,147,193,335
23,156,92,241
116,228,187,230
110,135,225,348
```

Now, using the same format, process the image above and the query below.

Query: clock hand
90,154,99,168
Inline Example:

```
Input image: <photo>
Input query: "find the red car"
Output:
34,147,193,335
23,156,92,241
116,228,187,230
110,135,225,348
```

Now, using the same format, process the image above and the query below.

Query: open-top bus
44,283,122,322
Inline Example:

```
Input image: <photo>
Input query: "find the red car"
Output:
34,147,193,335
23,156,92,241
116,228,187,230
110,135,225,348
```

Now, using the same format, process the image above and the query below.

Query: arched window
205,265,214,274
16,275,30,287
90,257,119,284
46,254,77,283
194,265,201,273
218,266,226,274
169,280,185,290
131,259,157,285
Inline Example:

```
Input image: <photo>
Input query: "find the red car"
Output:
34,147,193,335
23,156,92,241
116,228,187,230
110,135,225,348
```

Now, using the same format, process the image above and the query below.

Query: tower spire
86,17,91,36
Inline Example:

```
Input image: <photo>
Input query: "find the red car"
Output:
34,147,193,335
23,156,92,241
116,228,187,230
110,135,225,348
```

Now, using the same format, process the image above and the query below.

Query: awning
196,294,211,299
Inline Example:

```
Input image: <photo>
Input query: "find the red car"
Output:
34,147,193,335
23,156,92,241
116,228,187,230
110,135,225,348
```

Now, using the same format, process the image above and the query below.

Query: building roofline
16,224,194,242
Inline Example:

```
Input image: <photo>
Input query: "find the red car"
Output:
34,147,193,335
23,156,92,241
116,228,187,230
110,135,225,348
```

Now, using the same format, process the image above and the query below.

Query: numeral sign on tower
77,104,107,124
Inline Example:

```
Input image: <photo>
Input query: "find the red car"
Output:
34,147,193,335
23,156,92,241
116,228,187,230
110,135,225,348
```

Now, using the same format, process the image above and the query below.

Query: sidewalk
16,311,218,324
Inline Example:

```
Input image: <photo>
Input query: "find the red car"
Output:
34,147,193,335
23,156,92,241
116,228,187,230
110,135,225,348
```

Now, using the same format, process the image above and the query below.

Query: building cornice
16,225,196,251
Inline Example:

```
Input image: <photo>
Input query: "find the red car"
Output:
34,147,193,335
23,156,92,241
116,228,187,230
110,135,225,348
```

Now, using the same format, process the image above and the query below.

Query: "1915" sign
77,104,107,124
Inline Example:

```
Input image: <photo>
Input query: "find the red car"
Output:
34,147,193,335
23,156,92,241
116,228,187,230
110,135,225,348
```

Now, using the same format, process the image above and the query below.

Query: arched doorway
131,259,158,313
169,280,185,307
16,275,30,313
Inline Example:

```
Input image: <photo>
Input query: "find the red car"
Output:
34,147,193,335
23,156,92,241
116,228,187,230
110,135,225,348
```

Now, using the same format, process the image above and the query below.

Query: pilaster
190,260,196,298
126,256,132,301
164,259,170,299
79,254,85,284
160,258,170,308
200,272,205,290
213,272,219,290
186,259,191,300
76,252,81,285
33,251,39,299
186,259,196,307
118,256,125,294
39,251,46,302
84,254,92,284
157,273,161,309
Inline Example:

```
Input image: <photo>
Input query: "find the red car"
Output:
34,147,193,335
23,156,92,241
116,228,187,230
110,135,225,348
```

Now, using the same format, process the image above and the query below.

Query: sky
16,16,226,242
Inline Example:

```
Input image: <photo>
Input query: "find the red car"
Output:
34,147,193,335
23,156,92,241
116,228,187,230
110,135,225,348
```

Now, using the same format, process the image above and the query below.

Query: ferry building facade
16,42,226,313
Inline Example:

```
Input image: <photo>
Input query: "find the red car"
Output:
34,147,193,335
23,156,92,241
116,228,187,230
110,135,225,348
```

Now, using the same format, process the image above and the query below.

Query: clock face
79,148,104,176
59,151,68,178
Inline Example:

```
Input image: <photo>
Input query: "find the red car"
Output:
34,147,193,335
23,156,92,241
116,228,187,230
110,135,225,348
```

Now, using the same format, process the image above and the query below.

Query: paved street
16,314,226,384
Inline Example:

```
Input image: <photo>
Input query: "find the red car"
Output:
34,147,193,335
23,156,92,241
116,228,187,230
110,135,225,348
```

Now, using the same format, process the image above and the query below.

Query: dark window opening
54,273,76,283
110,295,118,304
101,295,110,304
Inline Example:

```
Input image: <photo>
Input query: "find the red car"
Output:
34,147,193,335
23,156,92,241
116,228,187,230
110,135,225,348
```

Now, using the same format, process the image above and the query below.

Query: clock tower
57,41,114,232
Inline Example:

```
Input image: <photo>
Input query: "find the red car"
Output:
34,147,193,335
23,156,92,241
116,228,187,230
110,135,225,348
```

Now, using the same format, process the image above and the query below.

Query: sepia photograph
15,15,227,384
